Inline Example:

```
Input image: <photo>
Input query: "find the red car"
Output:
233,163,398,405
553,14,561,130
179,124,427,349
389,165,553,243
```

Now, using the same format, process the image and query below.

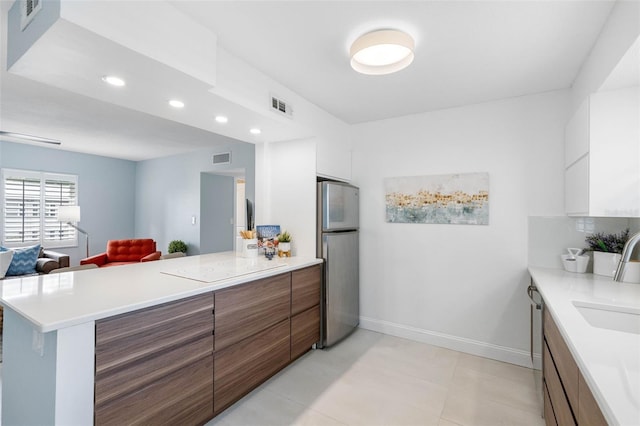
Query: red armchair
81,239,161,268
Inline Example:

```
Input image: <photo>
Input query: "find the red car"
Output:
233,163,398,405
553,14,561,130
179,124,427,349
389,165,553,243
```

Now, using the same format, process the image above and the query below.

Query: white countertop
529,267,640,426
0,252,322,333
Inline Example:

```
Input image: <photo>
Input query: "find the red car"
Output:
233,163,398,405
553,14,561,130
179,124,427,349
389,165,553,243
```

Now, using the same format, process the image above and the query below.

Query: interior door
200,174,234,254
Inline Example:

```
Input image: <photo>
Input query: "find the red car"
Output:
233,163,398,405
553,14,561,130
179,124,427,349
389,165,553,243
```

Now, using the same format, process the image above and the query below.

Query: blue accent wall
0,141,136,265
135,141,255,255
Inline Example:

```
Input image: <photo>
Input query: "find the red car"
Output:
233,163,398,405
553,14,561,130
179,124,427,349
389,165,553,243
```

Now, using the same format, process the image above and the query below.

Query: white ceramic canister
241,238,259,258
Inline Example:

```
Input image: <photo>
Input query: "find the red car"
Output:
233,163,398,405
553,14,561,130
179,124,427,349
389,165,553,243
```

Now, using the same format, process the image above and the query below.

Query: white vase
278,242,291,257
593,252,621,277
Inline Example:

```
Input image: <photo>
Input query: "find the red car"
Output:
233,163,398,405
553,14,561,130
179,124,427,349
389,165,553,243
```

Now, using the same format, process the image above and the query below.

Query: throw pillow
0,248,14,279
4,244,41,276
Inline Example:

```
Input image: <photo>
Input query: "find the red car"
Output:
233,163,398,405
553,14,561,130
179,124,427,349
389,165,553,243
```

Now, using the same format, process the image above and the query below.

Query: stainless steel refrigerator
317,181,359,348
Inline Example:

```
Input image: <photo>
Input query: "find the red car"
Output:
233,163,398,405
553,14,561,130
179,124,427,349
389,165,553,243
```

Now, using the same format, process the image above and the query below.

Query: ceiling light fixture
249,128,261,135
215,116,228,124
102,75,126,87
350,29,415,75
169,100,185,108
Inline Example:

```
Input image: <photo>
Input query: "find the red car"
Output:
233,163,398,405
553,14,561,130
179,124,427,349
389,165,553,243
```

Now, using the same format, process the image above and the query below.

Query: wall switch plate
191,215,197,225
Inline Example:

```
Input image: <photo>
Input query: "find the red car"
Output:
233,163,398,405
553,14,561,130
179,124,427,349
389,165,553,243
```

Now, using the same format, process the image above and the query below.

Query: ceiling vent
212,152,231,165
20,0,42,31
270,95,293,118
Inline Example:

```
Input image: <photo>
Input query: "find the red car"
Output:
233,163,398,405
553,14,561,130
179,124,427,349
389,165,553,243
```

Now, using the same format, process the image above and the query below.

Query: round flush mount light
215,115,228,124
249,128,261,135
102,75,125,87
350,29,415,75
169,99,185,108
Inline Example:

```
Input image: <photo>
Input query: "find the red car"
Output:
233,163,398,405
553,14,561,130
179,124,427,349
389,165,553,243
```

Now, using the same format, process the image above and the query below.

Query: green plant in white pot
277,231,292,257
585,229,629,277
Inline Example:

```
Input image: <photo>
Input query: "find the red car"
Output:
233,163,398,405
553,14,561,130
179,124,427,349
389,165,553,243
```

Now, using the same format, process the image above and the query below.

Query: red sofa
81,239,161,267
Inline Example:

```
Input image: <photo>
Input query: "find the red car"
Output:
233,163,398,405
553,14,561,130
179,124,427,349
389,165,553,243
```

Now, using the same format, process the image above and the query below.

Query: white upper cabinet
564,86,640,217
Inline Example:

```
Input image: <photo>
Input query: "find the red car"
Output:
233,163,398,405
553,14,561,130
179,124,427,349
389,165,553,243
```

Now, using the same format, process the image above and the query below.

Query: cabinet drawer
544,382,558,426
95,355,214,426
578,370,607,426
543,343,576,426
215,273,291,351
96,335,213,407
214,319,291,414
291,304,320,360
292,265,321,315
96,293,214,346
544,308,578,409
96,303,214,374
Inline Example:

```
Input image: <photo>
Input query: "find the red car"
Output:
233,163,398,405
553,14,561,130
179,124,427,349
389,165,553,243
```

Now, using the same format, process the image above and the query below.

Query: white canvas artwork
385,172,490,225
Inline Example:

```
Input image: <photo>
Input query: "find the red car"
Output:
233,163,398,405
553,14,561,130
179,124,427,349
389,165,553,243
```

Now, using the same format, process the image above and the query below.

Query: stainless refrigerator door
321,182,359,231
323,231,359,347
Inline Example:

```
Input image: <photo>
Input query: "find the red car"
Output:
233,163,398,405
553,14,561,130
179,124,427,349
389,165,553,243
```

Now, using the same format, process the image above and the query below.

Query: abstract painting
385,172,489,225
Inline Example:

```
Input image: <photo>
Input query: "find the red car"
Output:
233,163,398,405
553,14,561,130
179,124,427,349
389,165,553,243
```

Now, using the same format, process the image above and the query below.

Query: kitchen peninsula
0,252,322,425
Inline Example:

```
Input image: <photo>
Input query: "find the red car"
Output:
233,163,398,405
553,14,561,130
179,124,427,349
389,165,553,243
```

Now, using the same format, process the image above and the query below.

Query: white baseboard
359,316,542,370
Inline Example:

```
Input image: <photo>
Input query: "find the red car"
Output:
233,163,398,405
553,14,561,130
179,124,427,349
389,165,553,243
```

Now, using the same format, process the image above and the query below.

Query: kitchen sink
573,301,640,335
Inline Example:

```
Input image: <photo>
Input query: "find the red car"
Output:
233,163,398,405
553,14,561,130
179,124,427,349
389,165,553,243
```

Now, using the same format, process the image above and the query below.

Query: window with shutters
1,169,78,248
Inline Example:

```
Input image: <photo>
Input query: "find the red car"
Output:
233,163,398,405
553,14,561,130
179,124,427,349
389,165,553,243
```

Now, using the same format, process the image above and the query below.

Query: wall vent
21,0,42,31
212,152,231,165
270,94,293,117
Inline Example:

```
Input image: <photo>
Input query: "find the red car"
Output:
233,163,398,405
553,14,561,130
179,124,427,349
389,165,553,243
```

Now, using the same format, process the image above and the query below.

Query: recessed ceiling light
169,100,185,108
102,75,126,87
350,29,415,75
215,116,228,124
250,128,261,135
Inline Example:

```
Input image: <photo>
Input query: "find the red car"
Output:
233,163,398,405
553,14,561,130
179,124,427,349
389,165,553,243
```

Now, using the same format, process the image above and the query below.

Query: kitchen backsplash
528,216,640,270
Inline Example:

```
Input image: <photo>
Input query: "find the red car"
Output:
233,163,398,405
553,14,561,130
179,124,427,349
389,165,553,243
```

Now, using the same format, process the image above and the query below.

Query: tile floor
207,329,545,426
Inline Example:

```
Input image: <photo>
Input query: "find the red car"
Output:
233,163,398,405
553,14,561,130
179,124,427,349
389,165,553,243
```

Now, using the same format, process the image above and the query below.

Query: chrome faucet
613,231,640,282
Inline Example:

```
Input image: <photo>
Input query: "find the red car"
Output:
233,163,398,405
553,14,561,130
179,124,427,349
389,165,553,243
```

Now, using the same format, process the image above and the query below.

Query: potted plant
585,229,629,277
168,240,188,254
277,231,292,257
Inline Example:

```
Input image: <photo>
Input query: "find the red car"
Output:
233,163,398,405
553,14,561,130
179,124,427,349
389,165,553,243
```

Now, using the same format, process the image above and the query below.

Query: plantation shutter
3,172,41,244
1,169,78,248
44,175,78,244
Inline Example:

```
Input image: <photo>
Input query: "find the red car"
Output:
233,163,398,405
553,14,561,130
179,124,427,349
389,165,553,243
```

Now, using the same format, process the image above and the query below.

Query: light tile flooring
207,329,545,426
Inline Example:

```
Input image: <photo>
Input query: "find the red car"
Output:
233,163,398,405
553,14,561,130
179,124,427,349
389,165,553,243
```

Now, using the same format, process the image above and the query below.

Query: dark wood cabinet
543,308,606,426
214,273,291,351
291,304,320,359
94,293,214,426
291,264,321,359
292,264,321,315
94,264,322,426
214,319,291,414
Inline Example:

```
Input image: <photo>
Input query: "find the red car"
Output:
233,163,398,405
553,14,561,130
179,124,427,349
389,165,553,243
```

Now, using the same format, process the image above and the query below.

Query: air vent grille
21,0,42,31
270,95,293,117
212,152,231,165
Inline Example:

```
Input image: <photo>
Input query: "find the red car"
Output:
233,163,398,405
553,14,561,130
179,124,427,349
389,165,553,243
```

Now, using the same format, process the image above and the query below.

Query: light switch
191,215,197,225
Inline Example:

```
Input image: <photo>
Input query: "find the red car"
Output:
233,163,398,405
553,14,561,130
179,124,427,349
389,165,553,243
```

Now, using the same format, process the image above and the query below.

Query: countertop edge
1,256,323,333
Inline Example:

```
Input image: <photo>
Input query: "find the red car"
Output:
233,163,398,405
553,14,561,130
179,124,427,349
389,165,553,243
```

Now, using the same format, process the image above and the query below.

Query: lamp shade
57,205,81,222
350,29,415,75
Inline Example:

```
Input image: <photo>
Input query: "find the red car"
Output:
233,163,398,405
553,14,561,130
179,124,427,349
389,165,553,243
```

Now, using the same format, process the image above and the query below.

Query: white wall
351,90,569,367
256,139,317,258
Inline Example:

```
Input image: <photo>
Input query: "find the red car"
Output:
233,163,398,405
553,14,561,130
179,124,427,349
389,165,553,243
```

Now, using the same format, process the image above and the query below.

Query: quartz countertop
529,267,640,426
0,252,322,333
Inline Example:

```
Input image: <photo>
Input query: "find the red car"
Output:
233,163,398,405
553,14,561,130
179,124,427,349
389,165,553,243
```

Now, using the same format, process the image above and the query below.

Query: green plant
168,240,188,254
585,228,629,254
277,231,292,243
